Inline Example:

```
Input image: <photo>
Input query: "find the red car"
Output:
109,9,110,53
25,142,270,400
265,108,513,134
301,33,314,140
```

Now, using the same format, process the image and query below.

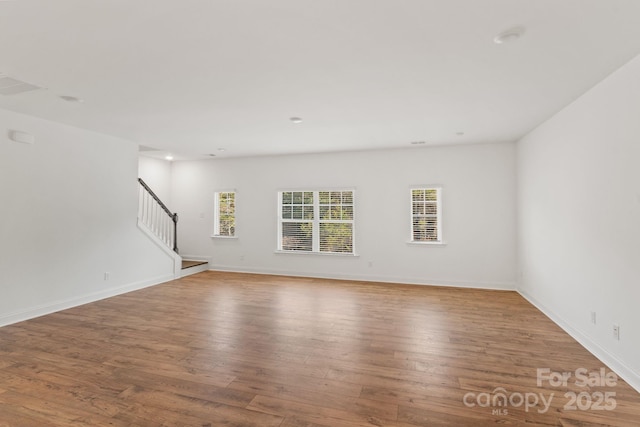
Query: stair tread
181,260,208,270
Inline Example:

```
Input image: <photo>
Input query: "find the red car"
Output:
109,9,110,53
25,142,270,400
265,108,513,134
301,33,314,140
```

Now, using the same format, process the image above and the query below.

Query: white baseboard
518,289,640,394
0,274,174,328
206,264,515,291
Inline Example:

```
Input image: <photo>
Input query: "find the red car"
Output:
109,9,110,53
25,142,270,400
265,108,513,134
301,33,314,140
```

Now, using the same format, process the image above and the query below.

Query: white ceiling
2,0,640,159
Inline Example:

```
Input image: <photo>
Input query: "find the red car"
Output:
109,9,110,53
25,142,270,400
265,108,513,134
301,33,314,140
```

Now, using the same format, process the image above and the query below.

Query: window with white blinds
214,191,236,237
410,187,442,243
278,190,355,254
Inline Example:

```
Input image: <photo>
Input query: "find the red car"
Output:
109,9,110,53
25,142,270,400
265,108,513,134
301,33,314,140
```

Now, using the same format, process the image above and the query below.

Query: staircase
137,178,208,277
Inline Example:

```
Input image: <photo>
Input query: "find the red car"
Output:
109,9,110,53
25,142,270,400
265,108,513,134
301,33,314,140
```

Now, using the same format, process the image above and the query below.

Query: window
278,190,355,254
214,191,235,237
410,187,442,243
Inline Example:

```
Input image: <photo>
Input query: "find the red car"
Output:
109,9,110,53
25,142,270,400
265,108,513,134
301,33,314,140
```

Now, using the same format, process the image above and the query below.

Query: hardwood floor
0,271,639,426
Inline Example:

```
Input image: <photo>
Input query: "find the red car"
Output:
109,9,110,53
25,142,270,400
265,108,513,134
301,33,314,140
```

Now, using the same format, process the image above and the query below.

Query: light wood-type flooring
1,271,639,426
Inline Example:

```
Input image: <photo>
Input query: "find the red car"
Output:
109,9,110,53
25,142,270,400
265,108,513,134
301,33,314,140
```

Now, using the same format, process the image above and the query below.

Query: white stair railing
138,178,178,253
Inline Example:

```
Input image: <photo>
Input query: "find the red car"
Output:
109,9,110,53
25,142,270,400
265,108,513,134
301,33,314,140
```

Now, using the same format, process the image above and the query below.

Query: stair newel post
172,212,179,254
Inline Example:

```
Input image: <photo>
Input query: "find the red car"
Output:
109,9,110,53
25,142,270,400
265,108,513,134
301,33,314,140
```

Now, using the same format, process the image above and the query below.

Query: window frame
409,186,444,245
213,190,237,238
277,189,357,255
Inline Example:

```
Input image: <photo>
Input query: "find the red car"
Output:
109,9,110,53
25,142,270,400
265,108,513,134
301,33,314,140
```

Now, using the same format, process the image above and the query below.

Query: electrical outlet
104,272,110,281
590,311,597,325
613,324,620,340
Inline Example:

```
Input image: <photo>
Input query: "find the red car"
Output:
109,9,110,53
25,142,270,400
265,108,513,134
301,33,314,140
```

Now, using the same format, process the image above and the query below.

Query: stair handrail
138,178,179,253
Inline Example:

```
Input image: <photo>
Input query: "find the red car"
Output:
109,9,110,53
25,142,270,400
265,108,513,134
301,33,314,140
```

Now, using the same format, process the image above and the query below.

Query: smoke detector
494,26,526,44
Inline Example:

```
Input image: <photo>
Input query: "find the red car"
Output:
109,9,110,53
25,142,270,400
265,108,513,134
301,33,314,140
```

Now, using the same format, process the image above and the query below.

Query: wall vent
0,74,42,96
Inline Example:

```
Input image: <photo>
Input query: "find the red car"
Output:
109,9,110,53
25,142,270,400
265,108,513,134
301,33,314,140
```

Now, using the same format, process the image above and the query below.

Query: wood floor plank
247,394,396,426
110,367,256,408
0,401,59,427
228,375,363,399
279,414,377,427
119,386,284,427
0,390,121,426
232,377,392,420
0,270,639,426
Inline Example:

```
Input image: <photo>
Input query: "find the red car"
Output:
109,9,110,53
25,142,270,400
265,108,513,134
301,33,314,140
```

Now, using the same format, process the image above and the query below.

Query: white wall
517,55,640,390
0,108,175,326
172,143,517,289
138,155,173,207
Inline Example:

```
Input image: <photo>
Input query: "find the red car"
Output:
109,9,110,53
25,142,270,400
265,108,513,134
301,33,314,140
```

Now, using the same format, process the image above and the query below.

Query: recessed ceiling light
217,148,226,152
165,155,174,161
410,141,426,145
59,95,83,103
494,26,525,44
290,117,303,124
209,154,217,157
456,131,465,136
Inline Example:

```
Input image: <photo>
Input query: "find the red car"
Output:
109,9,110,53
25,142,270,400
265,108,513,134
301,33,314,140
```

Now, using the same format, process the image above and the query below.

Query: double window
278,190,355,254
410,187,442,243
214,191,236,237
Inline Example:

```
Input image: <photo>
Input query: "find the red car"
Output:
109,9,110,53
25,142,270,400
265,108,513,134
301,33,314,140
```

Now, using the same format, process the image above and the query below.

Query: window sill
274,250,360,257
406,241,447,246
211,235,238,239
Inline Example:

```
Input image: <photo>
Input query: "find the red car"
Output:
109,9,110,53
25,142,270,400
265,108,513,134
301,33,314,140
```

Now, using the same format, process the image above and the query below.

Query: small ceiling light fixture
217,148,226,152
165,154,174,161
410,141,426,145
209,154,217,157
456,131,465,136
494,26,525,44
59,95,84,103
290,117,303,124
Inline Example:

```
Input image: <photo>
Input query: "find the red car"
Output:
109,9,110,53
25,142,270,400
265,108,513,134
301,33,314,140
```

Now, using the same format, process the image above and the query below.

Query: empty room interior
1,1,640,426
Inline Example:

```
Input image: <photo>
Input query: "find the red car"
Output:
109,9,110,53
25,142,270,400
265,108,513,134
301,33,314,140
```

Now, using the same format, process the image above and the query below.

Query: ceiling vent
139,145,161,152
0,74,42,96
